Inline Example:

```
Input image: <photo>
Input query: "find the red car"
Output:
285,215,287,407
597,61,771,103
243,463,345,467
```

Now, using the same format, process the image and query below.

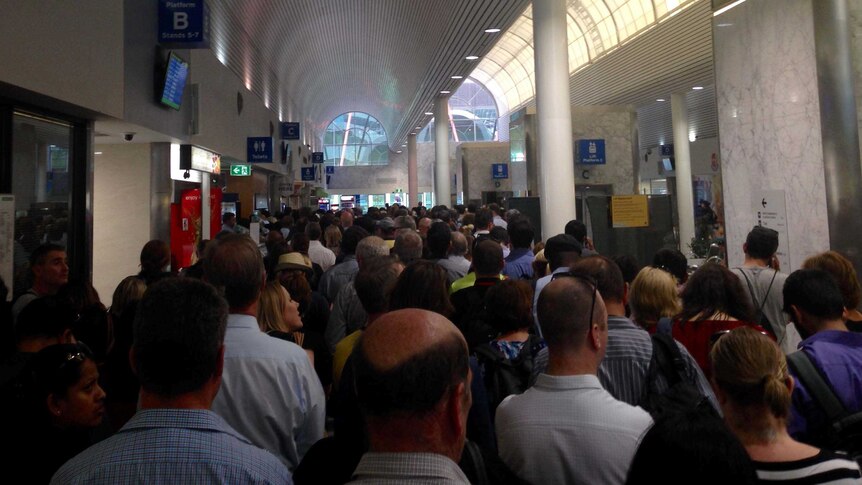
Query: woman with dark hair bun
711,327,862,483
11,342,106,483
669,263,767,377
388,261,455,318
138,239,172,285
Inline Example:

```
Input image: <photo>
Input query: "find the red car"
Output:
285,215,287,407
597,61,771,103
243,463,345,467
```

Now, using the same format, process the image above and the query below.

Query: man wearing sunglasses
496,275,653,484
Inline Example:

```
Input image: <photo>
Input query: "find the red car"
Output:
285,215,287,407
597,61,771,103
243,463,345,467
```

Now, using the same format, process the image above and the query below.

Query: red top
671,319,770,379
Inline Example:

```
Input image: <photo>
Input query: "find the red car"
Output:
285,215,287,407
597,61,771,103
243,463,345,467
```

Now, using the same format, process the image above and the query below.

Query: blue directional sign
312,152,324,163
281,122,300,140
158,0,210,47
325,166,335,175
577,139,606,165
492,163,509,179
301,167,316,181
660,144,674,157
247,137,273,163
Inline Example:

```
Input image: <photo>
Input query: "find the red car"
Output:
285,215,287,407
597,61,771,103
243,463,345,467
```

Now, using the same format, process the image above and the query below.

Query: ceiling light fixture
465,55,479,60
484,28,501,33
692,86,704,90
451,75,463,79
425,112,433,115
416,126,422,129
656,98,666,102
440,90,451,94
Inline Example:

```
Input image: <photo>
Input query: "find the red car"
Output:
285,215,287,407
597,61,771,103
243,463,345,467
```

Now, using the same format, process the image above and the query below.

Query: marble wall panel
458,142,512,201
325,143,440,196
714,0,828,270
571,107,637,194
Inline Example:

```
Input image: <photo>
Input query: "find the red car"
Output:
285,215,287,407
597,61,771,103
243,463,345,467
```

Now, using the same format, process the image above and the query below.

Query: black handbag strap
787,351,848,422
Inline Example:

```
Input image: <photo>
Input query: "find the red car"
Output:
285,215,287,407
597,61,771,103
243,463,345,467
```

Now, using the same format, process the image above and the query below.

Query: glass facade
418,78,499,143
323,112,389,166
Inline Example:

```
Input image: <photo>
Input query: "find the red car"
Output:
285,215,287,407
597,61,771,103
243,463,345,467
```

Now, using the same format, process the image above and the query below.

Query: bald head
538,277,607,351
354,309,468,417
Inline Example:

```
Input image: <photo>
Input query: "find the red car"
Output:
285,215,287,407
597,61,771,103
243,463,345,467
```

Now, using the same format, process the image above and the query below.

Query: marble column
533,0,576,239
714,0,830,270
434,96,451,207
671,93,695,254
408,134,418,207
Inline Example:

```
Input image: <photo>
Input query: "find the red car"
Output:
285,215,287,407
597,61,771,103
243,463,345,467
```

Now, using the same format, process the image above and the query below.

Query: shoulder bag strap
787,351,848,421
736,267,762,310
651,332,685,386
464,440,489,485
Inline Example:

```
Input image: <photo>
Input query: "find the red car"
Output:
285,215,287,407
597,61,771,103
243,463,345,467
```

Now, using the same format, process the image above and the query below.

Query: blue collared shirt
789,330,862,441
51,409,292,484
502,248,534,280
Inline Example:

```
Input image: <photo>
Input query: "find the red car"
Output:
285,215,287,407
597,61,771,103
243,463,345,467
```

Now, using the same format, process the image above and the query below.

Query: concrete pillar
434,96,451,207
150,142,173,243
533,0,576,239
671,93,695,254
408,134,418,207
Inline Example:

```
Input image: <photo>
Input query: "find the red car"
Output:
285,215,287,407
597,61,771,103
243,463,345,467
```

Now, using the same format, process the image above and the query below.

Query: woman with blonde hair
258,281,331,392
710,327,861,483
803,251,862,330
629,266,681,333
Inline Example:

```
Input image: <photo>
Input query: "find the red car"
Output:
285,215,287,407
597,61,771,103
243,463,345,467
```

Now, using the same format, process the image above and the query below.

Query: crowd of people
1,201,861,484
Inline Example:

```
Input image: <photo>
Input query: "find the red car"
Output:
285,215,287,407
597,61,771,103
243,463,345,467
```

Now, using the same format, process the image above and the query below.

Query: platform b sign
158,0,210,48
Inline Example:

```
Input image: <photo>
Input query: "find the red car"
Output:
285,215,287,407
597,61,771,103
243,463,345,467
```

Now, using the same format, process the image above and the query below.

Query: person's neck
230,302,259,318
368,420,459,462
743,256,770,268
604,300,627,318
730,417,818,463
139,390,213,410
32,281,59,296
546,350,597,376
816,318,849,333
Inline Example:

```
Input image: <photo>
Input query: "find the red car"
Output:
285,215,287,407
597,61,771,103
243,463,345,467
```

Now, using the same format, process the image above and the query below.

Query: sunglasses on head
551,271,599,326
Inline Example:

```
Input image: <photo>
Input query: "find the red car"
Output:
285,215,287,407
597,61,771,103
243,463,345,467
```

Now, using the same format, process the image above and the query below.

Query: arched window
419,78,499,143
323,112,389,166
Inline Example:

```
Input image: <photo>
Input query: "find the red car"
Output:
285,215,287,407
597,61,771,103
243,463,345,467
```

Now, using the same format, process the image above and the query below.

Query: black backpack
474,335,544,416
787,351,862,460
640,332,718,420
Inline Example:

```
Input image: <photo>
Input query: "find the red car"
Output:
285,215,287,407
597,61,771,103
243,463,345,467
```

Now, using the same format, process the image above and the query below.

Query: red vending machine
170,187,222,270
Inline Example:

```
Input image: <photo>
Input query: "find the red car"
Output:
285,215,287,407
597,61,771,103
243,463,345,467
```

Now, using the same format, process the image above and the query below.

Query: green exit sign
230,164,251,176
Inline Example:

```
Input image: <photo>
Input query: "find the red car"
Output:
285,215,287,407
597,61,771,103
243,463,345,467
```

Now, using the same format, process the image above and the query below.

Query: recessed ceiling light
484,28,501,33
424,112,433,115
451,75,463,79
656,98,666,102
416,126,422,129
396,150,403,153
465,55,479,60
440,90,451,94
94,151,103,155
716,23,733,27
402,144,407,147
692,86,704,90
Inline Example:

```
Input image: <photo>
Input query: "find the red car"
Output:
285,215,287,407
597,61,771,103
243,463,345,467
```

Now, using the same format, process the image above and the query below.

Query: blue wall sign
281,122,300,140
158,0,209,47
325,166,335,175
312,152,324,163
577,139,606,165
247,137,273,163
301,167,316,181
660,144,674,157
492,163,509,179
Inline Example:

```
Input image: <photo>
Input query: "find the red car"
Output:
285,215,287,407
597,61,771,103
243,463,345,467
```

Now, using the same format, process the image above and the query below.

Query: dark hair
279,269,312,308
355,256,403,315
221,212,236,224
485,280,534,334
677,263,754,322
341,226,370,255
353,330,468,417
29,243,66,268
745,226,779,260
140,240,170,276
15,297,78,344
613,255,642,284
203,234,264,309
305,222,322,241
507,217,534,249
475,208,493,230
29,342,95,407
389,261,455,318
489,227,510,245
564,220,587,243
802,251,862,311
783,269,845,320
653,248,688,283
626,409,757,485
291,232,310,254
133,278,228,397
473,240,503,275
572,255,626,303
392,230,423,265
427,222,452,259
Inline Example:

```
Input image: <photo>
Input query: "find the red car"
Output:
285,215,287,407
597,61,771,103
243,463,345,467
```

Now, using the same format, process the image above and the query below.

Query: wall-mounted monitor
661,157,675,174
159,52,189,110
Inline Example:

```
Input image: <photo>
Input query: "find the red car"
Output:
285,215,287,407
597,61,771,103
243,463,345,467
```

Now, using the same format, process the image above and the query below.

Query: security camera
183,170,190,179
123,132,135,142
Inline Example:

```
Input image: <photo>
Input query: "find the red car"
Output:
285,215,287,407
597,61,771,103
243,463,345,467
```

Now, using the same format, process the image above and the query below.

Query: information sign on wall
247,137,273,163
577,139,606,165
158,0,210,47
301,167,315,181
325,166,335,175
281,122,300,140
611,195,649,228
492,163,509,179
230,164,251,177
312,152,324,163
753,190,790,265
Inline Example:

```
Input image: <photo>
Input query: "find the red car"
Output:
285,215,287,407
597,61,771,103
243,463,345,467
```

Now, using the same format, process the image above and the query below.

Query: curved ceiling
206,0,528,150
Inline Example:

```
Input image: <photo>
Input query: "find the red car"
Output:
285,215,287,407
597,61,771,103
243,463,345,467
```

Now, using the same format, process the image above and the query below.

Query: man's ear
446,381,469,437
588,323,602,350
790,304,804,327
742,242,748,254
215,344,225,379
622,282,630,306
46,393,64,418
128,347,138,377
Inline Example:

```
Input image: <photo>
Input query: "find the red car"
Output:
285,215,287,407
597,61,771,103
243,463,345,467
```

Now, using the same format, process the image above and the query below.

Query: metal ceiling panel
637,84,719,149
207,0,528,150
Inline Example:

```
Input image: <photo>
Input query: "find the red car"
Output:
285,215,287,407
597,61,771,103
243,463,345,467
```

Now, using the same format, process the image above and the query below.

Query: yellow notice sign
611,195,649,228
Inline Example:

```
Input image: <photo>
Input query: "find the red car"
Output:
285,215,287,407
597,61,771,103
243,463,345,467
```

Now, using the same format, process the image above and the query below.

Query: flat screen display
661,157,675,173
160,52,189,110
